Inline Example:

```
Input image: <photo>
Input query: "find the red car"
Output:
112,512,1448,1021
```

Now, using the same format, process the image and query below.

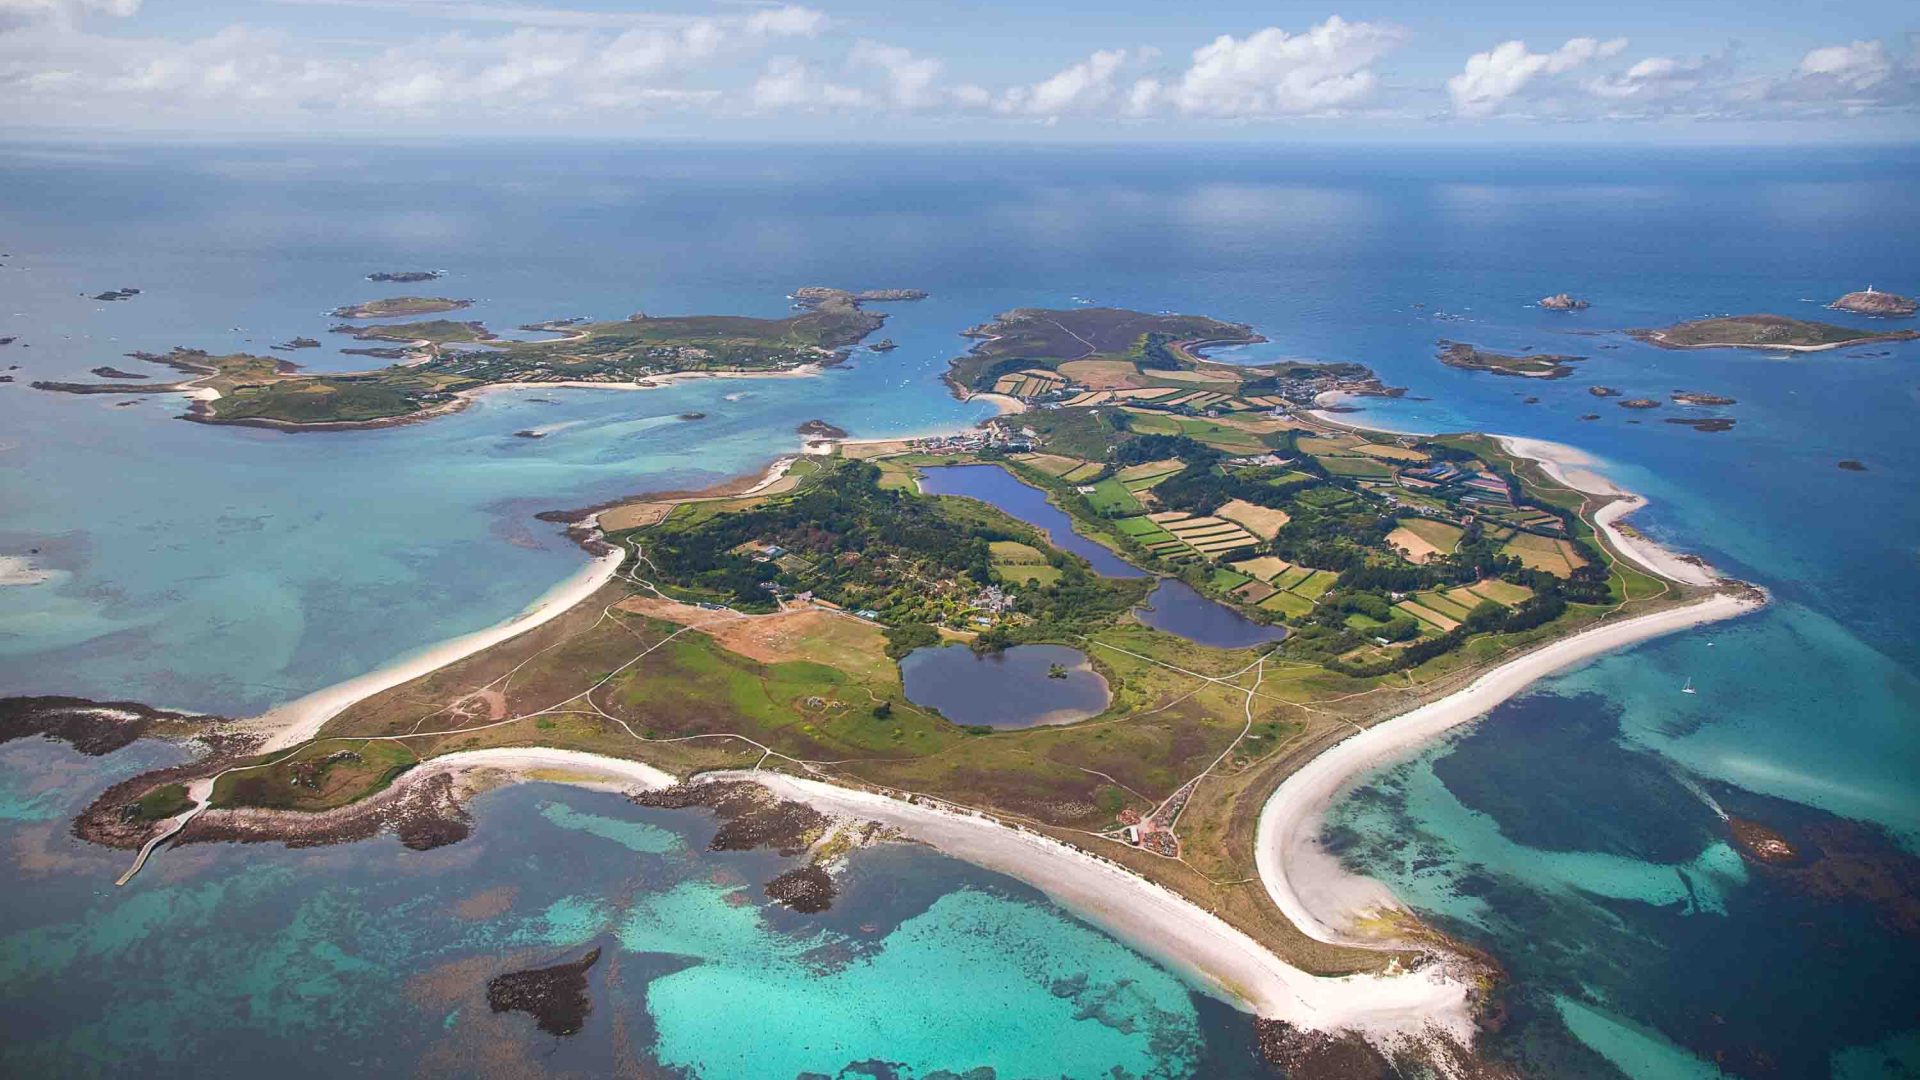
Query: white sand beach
251,548,624,752
736,770,1477,1043
408,746,676,793
1257,590,1763,947
1498,435,1719,586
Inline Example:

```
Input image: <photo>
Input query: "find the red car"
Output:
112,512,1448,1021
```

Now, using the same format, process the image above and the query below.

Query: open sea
2,141,1917,1077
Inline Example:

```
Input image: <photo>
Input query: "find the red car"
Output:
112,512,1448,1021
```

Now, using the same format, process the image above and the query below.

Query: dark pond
915,464,1146,578
898,643,1110,728
1134,579,1288,649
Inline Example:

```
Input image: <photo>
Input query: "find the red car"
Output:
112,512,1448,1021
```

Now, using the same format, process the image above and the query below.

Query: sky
0,0,1915,141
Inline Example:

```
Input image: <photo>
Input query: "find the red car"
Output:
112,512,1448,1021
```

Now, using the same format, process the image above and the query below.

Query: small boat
1681,677,1697,695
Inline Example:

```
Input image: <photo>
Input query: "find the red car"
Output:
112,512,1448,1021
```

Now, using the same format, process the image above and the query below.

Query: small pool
915,464,1146,578
899,643,1110,728
1134,579,1288,649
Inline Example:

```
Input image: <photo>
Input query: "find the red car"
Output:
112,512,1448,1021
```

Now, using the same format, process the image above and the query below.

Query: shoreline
1631,329,1917,352
1254,414,1761,952
1495,435,1720,586
736,769,1475,1042
177,365,829,434
244,404,985,749
1255,590,1763,948
201,743,1472,1043
249,549,624,753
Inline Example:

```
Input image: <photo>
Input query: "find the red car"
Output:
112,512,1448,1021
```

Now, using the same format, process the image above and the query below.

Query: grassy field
990,540,1062,586
1084,476,1143,514
212,739,419,812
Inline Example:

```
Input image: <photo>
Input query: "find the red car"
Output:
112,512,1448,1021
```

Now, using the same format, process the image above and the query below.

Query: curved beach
1254,430,1761,950
1256,590,1761,946
252,548,624,752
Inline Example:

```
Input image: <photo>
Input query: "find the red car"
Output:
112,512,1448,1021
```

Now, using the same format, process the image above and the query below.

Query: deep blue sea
2,141,1917,1077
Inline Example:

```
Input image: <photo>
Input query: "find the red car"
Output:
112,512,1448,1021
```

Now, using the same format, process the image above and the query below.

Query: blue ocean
2,142,1916,1076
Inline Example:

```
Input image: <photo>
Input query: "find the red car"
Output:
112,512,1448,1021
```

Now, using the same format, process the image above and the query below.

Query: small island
35,286,912,429
92,288,141,302
1829,287,1916,318
1633,314,1919,351
1666,417,1735,432
1589,386,1621,397
1620,398,1661,409
89,366,148,379
272,337,321,352
869,339,899,352
1838,460,1869,472
329,297,472,319
947,305,1393,412
1437,341,1584,379
797,419,848,439
1538,293,1590,311
1671,390,1736,406
797,286,927,304
367,270,443,283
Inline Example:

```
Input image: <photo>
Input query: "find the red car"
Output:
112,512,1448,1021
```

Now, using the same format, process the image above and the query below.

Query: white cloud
997,48,1131,117
0,0,137,30
1586,54,1719,102
848,39,943,109
0,4,828,125
1448,36,1627,116
750,55,866,110
1142,16,1408,117
1794,40,1893,91
744,4,827,40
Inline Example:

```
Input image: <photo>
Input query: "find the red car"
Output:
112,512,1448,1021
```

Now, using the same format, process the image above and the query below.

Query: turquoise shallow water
2,142,1918,1074
0,740,1249,1077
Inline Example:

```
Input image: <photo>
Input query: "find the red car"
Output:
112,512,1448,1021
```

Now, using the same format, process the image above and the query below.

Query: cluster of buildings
907,421,1038,455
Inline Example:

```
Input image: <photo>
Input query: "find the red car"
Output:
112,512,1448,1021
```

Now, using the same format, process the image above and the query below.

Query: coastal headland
37,300,1774,1068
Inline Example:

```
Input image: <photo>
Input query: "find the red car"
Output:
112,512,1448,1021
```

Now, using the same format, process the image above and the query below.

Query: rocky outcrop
487,948,600,1036
1538,293,1590,311
1671,390,1736,406
1829,288,1916,318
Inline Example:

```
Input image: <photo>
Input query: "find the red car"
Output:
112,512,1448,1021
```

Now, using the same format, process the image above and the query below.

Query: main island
19,297,1766,1074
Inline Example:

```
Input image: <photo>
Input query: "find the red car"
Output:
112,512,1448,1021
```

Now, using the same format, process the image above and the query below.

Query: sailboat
1681,677,1697,695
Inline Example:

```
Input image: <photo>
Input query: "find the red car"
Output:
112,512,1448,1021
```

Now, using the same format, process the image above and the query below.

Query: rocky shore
1829,288,1916,318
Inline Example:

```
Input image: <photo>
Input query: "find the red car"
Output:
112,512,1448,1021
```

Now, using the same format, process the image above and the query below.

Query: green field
1316,456,1395,479
1085,476,1144,515
1259,591,1316,619
1292,570,1339,599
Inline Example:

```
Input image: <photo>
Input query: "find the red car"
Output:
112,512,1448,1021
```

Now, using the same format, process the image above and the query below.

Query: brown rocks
1829,288,1916,318
487,947,600,1036
764,865,836,913
1538,293,1590,311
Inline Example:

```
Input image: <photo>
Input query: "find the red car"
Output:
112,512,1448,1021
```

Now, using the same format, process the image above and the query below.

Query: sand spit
250,550,623,753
